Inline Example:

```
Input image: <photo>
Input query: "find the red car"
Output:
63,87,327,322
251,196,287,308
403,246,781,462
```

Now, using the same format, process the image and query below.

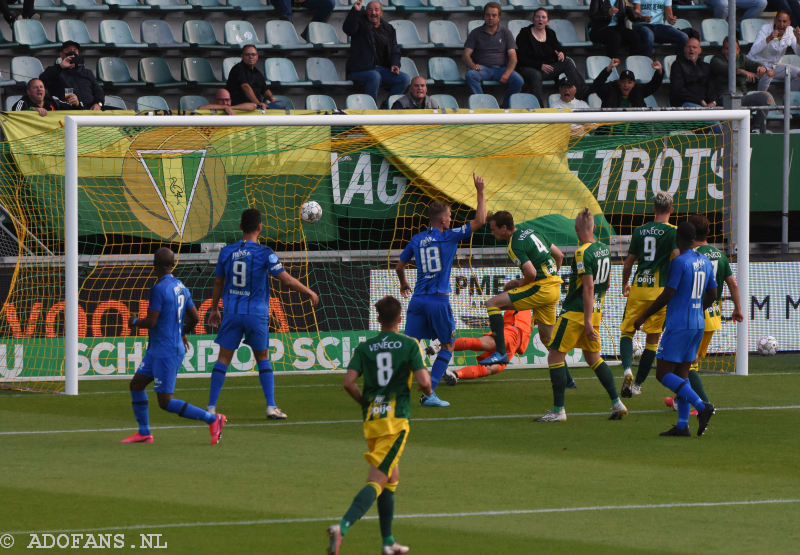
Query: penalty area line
9,499,800,535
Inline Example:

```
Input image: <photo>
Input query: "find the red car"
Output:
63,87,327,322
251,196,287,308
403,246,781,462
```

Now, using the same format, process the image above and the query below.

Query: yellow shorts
621,292,666,335
547,315,601,353
364,424,409,478
507,279,561,327
704,305,722,332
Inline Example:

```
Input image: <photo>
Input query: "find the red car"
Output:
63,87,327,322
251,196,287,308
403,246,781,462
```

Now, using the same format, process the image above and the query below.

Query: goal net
0,111,750,394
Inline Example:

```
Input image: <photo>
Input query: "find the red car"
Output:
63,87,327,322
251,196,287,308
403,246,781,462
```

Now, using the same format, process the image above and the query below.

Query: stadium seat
187,0,236,11
273,94,294,109
11,56,44,86
305,57,353,86
389,20,434,50
105,0,151,11
0,27,17,48
144,0,187,11
136,95,170,112
508,0,543,8
400,56,432,84
97,56,147,88
305,94,337,111
138,57,187,88
61,0,109,12
509,92,540,109
265,20,313,51
228,0,274,12
780,54,800,69
56,19,103,49
390,0,436,12
13,19,58,50
467,0,494,10
306,22,347,49
468,93,500,109
549,0,588,9
141,20,189,49
508,19,529,39
428,56,466,85
183,20,226,50
625,55,655,83
182,57,224,87
662,54,676,84
547,93,560,108
644,95,659,108
432,93,459,109
99,20,146,49
700,18,726,46
548,19,591,48
467,20,482,35
33,0,67,13
103,94,127,109
428,20,463,49
222,57,240,80
429,0,474,12
586,55,615,82
224,20,267,49
587,93,601,108
346,93,378,110
179,95,209,111
740,18,769,46
264,58,312,87
387,94,403,107
5,95,22,110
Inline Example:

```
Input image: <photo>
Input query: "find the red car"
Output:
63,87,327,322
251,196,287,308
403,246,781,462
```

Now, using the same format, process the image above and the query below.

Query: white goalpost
63,110,751,395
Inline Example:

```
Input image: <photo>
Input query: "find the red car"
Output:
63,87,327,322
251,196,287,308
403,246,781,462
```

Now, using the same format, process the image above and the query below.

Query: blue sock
676,397,690,430
430,349,453,390
166,398,216,424
208,362,227,407
659,372,706,412
258,359,275,406
131,390,150,435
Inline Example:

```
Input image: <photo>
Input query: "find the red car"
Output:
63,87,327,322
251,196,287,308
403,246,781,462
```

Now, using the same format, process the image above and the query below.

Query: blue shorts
136,351,182,394
215,313,269,352
404,294,456,344
657,328,703,363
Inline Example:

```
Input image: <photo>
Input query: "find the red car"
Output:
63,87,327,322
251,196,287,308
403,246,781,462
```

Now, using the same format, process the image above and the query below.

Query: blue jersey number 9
232,260,247,288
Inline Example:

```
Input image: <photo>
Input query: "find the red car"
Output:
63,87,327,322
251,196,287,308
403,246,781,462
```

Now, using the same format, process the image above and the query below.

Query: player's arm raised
277,271,320,306
621,254,636,297
342,369,363,405
582,275,599,341
470,172,487,232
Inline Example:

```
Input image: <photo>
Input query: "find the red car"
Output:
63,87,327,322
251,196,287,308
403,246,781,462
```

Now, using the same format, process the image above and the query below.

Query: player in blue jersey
634,222,718,437
122,248,226,445
395,173,486,408
206,209,320,419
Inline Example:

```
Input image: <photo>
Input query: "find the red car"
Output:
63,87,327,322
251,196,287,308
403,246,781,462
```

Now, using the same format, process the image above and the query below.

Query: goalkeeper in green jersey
536,209,628,422
327,296,432,555
619,191,679,398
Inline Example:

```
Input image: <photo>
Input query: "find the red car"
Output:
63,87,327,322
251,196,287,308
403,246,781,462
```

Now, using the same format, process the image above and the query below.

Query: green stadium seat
390,0,436,12
187,0,236,11
428,56,466,86
508,0,543,8
586,55,615,82
305,57,353,86
141,20,189,49
136,95,170,112
264,58,312,87
11,56,44,86
701,18,727,47
5,95,22,110
183,20,226,50
182,57,224,87
587,92,601,108
431,93,459,109
389,20,434,50
103,94,127,109
387,94,403,107
105,0,151,11
265,20,313,51
222,57,240,80
740,18,769,46
56,19,103,49
467,19,482,34
644,95,659,108
671,18,693,32
509,92,540,109
548,19,591,48
428,0,473,12
228,0,274,12
99,20,146,49
780,54,800,69
61,0,109,12
33,0,68,13
13,19,58,51
428,20,463,49
548,0,588,11
468,93,500,109
662,54,676,84
305,94,337,111
144,0,187,12
547,92,561,108
224,20,267,49
508,19,529,39
97,56,147,88
306,22,347,50
138,57,187,88
179,95,209,111
467,0,495,10
400,56,432,84
346,93,378,110
625,55,655,83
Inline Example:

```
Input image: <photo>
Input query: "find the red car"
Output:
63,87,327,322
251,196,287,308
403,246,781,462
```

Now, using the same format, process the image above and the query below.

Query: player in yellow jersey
619,192,679,398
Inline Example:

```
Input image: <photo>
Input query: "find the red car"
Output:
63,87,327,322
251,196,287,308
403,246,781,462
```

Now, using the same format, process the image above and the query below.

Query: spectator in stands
631,0,689,57
0,0,33,29
198,88,259,114
391,76,441,109
343,0,410,106
271,0,335,41
40,41,104,110
12,78,74,116
746,10,800,92
767,0,800,28
226,44,285,110
593,57,663,107
514,7,581,108
670,37,716,107
706,0,766,20
711,37,774,133
549,75,590,109
588,0,643,58
464,2,523,109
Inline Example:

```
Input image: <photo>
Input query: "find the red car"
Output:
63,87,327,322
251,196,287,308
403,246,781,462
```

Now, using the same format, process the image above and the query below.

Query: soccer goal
0,110,750,394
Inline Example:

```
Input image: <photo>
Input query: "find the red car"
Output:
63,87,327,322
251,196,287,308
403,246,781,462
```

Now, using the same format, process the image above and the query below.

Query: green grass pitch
2,355,799,554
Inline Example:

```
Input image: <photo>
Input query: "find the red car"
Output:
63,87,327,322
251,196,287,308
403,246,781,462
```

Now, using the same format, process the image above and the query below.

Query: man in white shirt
549,76,590,109
746,10,800,91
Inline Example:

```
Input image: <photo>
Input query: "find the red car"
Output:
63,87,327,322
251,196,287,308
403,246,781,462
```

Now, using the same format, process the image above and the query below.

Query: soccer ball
632,337,644,359
756,335,778,356
300,201,322,224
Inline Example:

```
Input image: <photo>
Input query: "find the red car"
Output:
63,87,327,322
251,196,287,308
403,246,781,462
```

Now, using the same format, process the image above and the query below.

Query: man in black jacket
12,78,75,116
593,57,663,107
588,0,642,58
343,0,410,104
670,37,716,107
39,41,104,110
